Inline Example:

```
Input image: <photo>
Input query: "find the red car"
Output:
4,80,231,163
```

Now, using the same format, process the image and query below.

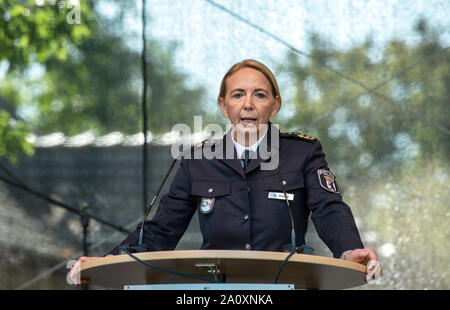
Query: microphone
119,138,209,254
274,166,305,284
116,138,223,284
275,167,304,254
119,158,178,254
259,125,303,254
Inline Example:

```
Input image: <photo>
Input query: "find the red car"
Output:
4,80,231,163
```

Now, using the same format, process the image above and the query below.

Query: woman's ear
218,97,229,118
270,95,281,117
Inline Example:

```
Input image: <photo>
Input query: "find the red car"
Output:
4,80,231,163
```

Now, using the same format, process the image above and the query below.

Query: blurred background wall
0,0,448,289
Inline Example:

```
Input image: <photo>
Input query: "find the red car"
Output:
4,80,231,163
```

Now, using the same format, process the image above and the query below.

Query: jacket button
247,186,251,192
245,243,251,250
243,214,249,221
208,188,214,193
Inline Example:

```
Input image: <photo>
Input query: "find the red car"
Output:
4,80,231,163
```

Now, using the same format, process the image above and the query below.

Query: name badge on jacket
268,192,294,201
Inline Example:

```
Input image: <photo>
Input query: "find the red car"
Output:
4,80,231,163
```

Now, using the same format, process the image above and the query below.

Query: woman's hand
68,255,111,285
343,248,383,283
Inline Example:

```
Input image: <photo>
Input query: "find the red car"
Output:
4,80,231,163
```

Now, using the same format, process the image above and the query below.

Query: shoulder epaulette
281,131,317,142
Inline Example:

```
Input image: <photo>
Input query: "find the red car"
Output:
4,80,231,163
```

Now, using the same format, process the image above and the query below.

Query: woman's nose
243,95,254,110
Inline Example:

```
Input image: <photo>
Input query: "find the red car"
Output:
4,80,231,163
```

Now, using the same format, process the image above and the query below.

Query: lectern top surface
80,250,366,290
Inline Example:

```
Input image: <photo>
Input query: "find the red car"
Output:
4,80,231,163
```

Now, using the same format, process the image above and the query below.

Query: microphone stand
119,139,209,254
119,157,179,254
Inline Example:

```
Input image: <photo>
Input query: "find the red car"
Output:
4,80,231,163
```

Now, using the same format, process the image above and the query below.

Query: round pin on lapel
200,197,215,214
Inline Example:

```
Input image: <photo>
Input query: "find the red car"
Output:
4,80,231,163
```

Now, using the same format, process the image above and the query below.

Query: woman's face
218,67,281,145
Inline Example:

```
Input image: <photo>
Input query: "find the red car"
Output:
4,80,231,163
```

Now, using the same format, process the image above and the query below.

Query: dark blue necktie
241,149,252,169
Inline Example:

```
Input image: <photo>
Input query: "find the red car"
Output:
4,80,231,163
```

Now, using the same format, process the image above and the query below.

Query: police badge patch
199,198,215,214
317,169,340,193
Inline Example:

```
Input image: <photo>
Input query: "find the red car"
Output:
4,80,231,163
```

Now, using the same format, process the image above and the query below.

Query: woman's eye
255,93,266,99
232,93,243,99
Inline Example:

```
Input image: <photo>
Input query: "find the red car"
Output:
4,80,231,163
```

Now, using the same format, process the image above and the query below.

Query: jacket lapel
216,129,246,179
215,124,280,176
245,124,279,174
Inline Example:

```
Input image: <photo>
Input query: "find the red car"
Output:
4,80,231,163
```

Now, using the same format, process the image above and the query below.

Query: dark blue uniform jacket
107,125,363,258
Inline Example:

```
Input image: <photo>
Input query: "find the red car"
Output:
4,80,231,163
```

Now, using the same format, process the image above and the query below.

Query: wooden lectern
80,250,366,290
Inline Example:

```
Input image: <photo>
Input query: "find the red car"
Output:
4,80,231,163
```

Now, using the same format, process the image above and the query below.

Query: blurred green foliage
277,20,449,183
0,110,33,164
30,0,207,136
34,26,206,136
0,0,94,163
0,0,93,70
0,73,33,163
273,19,449,289
345,158,449,289
0,0,206,164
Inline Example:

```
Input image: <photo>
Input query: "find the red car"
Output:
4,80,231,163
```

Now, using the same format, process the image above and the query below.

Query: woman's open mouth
240,117,258,126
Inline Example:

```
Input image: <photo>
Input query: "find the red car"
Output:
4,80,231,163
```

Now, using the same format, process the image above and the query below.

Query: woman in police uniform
71,59,381,284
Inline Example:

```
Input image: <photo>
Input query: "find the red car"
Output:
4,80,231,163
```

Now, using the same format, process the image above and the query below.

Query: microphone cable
274,250,298,284
119,137,222,285
120,248,222,284
274,166,303,284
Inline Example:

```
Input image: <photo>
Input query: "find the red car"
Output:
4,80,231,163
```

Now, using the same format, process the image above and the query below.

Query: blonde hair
218,59,281,105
